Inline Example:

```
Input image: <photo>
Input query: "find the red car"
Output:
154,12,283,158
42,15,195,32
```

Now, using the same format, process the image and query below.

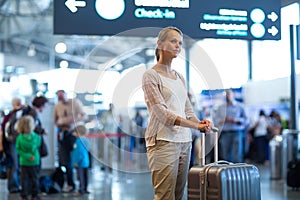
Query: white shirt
254,115,269,137
142,69,196,147
155,74,192,143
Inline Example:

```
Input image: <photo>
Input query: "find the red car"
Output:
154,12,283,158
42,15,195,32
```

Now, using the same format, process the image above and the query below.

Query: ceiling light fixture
59,60,69,68
55,42,67,54
27,44,36,57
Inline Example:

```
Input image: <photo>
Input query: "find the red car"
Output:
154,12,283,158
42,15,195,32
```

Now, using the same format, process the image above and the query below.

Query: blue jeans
7,143,20,192
219,130,244,163
76,168,89,194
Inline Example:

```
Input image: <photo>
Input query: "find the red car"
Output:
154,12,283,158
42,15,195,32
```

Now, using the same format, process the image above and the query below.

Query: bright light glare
95,0,125,20
282,2,299,25
55,42,67,53
59,60,69,68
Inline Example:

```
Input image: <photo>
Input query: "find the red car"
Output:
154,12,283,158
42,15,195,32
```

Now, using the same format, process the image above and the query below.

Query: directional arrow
65,0,86,13
268,26,279,36
267,12,278,22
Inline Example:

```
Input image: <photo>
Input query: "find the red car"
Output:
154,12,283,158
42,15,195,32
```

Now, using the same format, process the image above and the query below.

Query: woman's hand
197,119,213,133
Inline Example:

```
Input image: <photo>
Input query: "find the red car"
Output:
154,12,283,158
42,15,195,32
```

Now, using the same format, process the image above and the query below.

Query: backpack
51,167,65,189
4,105,32,143
39,175,62,194
39,176,53,193
4,111,21,143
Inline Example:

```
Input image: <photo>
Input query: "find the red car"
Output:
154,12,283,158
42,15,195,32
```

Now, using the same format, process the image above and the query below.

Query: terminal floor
1,159,300,200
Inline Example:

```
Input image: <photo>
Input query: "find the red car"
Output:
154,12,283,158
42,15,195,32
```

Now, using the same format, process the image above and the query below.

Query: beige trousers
147,140,191,200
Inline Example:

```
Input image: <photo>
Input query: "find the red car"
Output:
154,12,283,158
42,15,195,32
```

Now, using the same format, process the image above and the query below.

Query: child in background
16,115,41,200
71,124,90,195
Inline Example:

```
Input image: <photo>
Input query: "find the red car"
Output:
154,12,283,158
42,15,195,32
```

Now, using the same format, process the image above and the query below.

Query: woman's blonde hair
155,26,183,61
17,115,35,134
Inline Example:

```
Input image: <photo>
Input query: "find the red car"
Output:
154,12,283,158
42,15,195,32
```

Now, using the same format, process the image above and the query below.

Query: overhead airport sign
54,0,281,40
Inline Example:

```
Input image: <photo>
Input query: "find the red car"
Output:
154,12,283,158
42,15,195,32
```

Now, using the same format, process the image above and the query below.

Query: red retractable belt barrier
86,133,125,138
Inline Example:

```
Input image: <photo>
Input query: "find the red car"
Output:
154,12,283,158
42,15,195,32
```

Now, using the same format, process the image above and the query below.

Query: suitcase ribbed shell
188,162,261,200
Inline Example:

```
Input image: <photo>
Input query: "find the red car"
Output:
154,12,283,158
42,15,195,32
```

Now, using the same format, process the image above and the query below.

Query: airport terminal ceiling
0,0,299,74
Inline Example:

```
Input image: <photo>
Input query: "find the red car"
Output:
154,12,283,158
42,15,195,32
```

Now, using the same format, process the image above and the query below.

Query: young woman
142,26,212,200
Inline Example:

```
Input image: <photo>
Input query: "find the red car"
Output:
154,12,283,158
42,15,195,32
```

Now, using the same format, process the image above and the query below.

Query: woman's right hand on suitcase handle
197,119,213,133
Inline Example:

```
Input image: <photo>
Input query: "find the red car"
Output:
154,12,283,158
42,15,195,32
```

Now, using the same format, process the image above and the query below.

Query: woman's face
158,29,183,59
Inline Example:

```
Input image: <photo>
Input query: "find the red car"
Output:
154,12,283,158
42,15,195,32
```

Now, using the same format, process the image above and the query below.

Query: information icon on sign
95,0,126,20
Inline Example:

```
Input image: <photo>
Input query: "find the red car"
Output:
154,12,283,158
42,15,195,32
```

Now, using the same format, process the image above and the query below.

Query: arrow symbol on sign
65,0,86,13
268,26,279,36
267,12,278,22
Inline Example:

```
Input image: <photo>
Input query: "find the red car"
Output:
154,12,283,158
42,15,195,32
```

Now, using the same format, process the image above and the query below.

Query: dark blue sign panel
54,0,281,40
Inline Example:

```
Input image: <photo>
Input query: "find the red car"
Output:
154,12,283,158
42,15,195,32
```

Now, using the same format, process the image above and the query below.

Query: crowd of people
0,90,92,199
0,91,151,199
191,90,287,167
0,96,49,196
245,109,286,165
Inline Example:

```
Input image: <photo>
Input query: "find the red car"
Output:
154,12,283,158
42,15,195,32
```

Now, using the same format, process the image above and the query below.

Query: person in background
100,103,119,136
215,89,248,163
1,97,24,193
16,115,41,200
26,96,49,170
54,90,87,193
267,110,283,139
27,96,48,136
130,110,145,153
134,110,145,150
99,103,119,172
252,109,269,164
71,124,90,195
142,26,212,200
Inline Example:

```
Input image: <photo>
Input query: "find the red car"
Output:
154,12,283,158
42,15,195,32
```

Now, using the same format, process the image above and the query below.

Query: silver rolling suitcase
188,128,261,200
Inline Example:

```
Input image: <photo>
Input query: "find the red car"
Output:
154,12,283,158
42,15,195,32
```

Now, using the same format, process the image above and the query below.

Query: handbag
39,135,48,157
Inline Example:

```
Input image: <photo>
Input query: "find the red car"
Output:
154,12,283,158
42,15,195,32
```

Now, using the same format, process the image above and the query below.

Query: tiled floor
1,147,300,200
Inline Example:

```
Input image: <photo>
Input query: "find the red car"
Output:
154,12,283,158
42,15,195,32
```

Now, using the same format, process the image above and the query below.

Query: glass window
196,39,249,89
252,3,300,81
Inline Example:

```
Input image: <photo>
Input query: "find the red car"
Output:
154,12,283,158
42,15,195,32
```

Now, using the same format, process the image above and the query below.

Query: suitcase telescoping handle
200,127,219,166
